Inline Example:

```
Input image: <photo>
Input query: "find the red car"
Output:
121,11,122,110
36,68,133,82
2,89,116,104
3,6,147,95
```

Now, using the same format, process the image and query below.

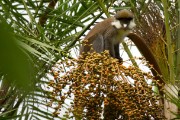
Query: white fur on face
111,20,122,29
111,19,136,30
128,19,136,29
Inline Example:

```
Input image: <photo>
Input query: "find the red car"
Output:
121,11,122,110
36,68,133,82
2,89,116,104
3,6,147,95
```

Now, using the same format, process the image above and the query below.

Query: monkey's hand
116,56,123,64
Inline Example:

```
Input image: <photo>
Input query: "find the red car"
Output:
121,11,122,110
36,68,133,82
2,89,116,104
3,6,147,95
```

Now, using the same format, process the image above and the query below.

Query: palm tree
0,0,179,119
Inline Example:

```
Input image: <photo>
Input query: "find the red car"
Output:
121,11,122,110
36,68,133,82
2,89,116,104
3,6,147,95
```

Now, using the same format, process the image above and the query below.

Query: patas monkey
80,9,136,62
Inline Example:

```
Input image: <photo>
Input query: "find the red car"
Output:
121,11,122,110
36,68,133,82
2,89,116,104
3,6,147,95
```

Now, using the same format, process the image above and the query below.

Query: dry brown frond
134,3,170,81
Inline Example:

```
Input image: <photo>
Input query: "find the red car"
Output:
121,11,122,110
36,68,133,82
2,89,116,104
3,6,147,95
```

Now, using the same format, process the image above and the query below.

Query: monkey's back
84,17,114,41
80,17,116,54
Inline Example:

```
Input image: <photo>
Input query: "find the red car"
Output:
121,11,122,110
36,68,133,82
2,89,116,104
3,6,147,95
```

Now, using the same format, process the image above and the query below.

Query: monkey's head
111,9,136,30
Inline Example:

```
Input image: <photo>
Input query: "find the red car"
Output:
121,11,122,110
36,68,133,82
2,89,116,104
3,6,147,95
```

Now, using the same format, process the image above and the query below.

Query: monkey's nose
123,23,128,28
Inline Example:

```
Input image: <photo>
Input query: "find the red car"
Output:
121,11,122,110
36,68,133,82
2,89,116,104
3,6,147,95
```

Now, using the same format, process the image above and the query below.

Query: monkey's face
111,9,136,30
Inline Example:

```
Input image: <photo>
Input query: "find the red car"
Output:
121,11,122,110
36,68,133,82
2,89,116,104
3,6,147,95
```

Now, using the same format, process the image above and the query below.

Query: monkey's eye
117,17,133,21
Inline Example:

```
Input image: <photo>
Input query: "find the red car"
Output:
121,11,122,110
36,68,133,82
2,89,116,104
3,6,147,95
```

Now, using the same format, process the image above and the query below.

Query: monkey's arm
114,44,123,62
104,27,123,62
